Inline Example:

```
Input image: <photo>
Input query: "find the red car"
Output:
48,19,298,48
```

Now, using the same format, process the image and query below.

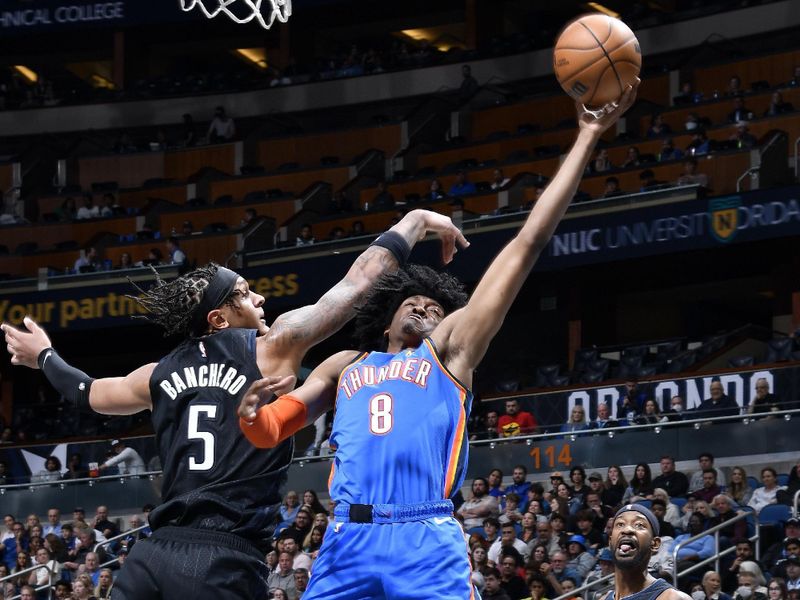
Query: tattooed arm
264,209,468,364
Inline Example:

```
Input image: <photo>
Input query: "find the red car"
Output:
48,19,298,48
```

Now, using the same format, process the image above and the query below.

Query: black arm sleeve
37,348,95,411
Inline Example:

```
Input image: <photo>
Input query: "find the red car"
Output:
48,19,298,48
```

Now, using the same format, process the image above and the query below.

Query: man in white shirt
99,439,145,475
76,195,100,220
488,522,530,564
281,536,312,571
208,106,235,143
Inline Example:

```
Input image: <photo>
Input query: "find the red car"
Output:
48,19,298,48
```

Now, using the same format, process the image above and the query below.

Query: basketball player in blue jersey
238,82,639,599
608,504,690,600
1,209,465,600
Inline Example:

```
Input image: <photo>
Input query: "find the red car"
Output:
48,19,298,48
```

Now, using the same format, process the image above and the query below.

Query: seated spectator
664,395,687,422
673,81,697,105
136,247,163,266
602,176,623,198
544,550,579,597
639,169,668,192
748,378,782,415
592,148,613,173
498,399,538,437
76,194,100,220
727,467,754,506
767,578,790,600
659,138,685,162
650,498,676,538
487,468,506,499
765,91,794,116
689,453,727,492
685,113,701,131
781,557,800,592
677,157,709,188
471,409,499,441
491,168,511,190
483,517,500,545
208,106,235,143
702,570,733,600
653,487,683,529
166,236,186,265
327,226,346,241
734,562,768,600
695,380,740,418
726,76,742,97
525,574,550,600
62,453,88,480
565,534,596,581
488,522,530,564
674,512,715,574
621,146,641,168
99,193,121,217
560,406,589,435
779,461,800,507
602,465,628,509
653,455,690,499
459,64,480,102
730,122,757,149
635,399,667,424
727,96,753,124
117,252,133,269
296,223,315,246
348,220,366,237
572,509,604,549
693,470,723,504
647,114,672,138
74,246,99,273
623,463,655,503
427,178,446,202
279,491,300,527
267,552,296,598
99,439,145,475
31,455,62,483
589,402,618,429
505,466,532,511
723,539,761,592
748,467,786,514
458,478,500,530
710,495,746,539
56,197,77,221
686,130,711,156
449,170,477,196
617,380,647,420
568,467,591,507
371,181,395,211
483,567,512,600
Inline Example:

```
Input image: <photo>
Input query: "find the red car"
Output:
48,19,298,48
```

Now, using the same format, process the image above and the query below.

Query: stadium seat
729,356,755,368
213,194,233,206
466,526,486,538
672,498,687,510
243,190,267,203
573,348,598,373
623,345,649,360
580,371,605,384
778,473,789,486
747,476,759,490
534,365,560,388
635,365,657,378
764,338,793,362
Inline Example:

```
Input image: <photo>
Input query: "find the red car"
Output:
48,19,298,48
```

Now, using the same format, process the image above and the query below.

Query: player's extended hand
576,78,640,137
420,210,470,265
237,375,297,421
1,317,53,369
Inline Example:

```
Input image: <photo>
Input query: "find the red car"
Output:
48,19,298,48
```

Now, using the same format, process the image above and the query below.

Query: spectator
54,580,72,599
764,91,794,117
498,399,538,437
76,194,100,220
506,466,532,511
590,402,618,429
724,539,760,592
449,170,477,196
561,406,589,435
734,561,768,600
783,557,800,591
295,223,315,247
458,478,500,529
294,568,309,598
117,252,133,269
99,439,145,475
694,381,740,419
652,489,681,529
568,467,591,506
727,76,742,96
659,138,685,162
703,570,733,600
585,548,615,599
525,574,550,600
673,81,695,105
617,380,647,420
601,176,623,198
95,568,114,598
572,508,604,548
55,197,77,221
533,521,561,557
727,96,753,124
686,130,711,156
710,495,746,540
689,453,727,492
592,148,613,173
371,181,395,211
489,522,530,564
780,461,800,507
459,64,480,101
652,455,690,498
623,463,654,503
427,178,445,201
483,518,500,545
565,534,596,581
31,455,62,483
602,465,628,509
472,410,500,440
280,535,311,571
491,169,511,190
91,506,118,539
281,508,313,545
639,169,667,192
43,509,62,537
483,567,512,600
182,113,197,147
585,486,614,526
635,399,666,424
621,146,641,168
74,246,99,273
166,236,186,265
685,112,700,131
748,379,782,415
62,453,88,480
674,512,715,574
664,396,687,422
267,552,296,598
241,207,258,228
730,122,757,149
748,467,785,514
728,467,754,506
348,220,366,237
207,106,235,142
543,550,578,597
650,498,676,538
487,468,506,499
693,469,723,504
99,193,121,218
767,578,789,600
647,114,672,138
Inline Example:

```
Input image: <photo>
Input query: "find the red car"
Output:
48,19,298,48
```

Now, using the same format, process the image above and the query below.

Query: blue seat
747,476,759,490
778,474,789,486
637,500,652,509
759,504,791,527
672,497,688,510
466,526,486,538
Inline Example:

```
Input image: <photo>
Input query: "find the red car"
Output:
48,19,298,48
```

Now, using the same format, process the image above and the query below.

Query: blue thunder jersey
328,338,472,505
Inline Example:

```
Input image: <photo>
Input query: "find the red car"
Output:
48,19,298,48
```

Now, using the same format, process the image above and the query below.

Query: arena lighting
60,483,65,490
654,426,662,434
400,28,428,41
694,422,701,430
607,431,615,438
489,442,496,449
119,478,126,484
91,74,114,89
235,48,268,69
742,418,751,425
526,438,532,446
584,3,620,18
88,480,94,487
298,460,305,468
13,65,38,83
149,475,155,481
785,414,792,421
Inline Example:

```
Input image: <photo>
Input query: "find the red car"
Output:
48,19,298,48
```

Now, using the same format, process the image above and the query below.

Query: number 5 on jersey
369,393,393,435
188,405,217,471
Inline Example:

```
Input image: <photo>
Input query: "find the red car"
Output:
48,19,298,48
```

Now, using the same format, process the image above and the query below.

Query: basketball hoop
179,0,292,30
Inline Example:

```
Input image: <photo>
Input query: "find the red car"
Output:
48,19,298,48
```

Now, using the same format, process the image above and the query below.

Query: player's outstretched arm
238,350,360,448
265,210,468,362
433,83,638,378
2,317,153,415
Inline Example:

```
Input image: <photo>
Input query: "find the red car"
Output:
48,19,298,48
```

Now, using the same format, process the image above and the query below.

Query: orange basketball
553,14,641,108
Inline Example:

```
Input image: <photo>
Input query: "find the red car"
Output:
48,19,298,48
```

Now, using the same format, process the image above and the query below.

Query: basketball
553,14,641,108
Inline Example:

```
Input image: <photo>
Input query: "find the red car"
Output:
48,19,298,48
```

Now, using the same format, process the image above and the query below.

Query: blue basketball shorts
302,501,476,600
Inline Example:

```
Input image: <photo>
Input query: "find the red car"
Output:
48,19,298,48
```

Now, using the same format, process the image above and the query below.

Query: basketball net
179,0,292,30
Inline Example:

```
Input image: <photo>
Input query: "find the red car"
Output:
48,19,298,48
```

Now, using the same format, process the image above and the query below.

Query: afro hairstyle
352,263,468,351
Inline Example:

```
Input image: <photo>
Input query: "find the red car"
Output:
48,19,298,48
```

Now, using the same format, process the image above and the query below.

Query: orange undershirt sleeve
239,394,308,448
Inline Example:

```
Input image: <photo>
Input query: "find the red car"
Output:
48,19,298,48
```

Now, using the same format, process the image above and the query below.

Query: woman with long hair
652,488,682,528
303,526,326,555
623,463,654,503
636,399,666,424
728,467,753,506
94,568,114,599
279,490,300,525
702,570,732,600
734,562,768,600
552,482,573,518
12,551,31,588
302,490,329,516
602,465,627,509
471,545,489,574
71,574,97,600
766,578,788,600
44,533,68,563
520,512,537,544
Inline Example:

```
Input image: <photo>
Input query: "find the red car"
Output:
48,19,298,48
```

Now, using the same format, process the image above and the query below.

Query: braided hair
127,263,242,337
352,264,468,352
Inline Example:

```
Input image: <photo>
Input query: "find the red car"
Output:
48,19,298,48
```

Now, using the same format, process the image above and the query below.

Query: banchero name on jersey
158,363,248,399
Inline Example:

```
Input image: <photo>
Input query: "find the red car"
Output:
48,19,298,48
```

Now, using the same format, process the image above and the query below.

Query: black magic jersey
147,328,292,551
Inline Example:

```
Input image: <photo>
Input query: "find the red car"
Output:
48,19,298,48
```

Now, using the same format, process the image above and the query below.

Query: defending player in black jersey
608,504,691,600
1,209,466,600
